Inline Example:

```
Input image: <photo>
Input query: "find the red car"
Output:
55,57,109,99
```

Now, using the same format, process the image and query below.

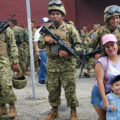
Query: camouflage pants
34,50,39,68
0,68,16,105
46,71,79,107
18,42,30,72
86,57,95,70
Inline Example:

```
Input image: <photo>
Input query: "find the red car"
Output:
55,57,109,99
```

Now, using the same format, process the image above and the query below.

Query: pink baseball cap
102,34,117,45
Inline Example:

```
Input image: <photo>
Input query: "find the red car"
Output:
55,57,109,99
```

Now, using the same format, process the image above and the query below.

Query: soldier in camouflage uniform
88,23,101,41
79,25,88,41
0,27,19,117
84,23,101,77
76,24,89,70
88,5,120,60
39,0,82,120
10,19,29,77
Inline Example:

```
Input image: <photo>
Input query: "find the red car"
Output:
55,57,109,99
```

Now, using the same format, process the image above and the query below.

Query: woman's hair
101,43,120,56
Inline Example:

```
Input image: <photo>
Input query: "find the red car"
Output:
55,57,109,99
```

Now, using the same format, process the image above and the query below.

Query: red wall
0,0,75,28
0,0,49,27
0,0,119,30
63,0,76,24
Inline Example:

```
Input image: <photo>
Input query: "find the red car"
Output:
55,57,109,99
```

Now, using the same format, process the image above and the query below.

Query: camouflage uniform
87,30,97,68
40,21,81,107
11,26,29,75
84,29,98,77
75,29,88,69
79,30,88,41
0,27,19,105
42,1,82,119
89,25,120,48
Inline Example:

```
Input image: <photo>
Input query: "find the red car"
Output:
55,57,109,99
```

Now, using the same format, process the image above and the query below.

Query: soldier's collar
105,25,119,33
50,21,65,29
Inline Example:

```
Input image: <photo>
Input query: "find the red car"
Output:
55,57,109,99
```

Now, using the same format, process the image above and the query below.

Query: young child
100,75,120,120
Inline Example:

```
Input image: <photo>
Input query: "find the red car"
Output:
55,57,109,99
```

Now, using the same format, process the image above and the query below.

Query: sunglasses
105,5,120,14
48,0,63,6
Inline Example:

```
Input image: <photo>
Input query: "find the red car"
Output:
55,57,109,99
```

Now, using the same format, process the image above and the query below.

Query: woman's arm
95,62,109,109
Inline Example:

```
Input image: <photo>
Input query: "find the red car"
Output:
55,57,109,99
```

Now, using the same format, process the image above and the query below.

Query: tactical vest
12,26,26,45
45,24,72,56
0,32,7,55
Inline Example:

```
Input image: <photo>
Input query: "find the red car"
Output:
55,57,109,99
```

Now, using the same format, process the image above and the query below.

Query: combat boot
45,106,59,120
84,69,90,78
8,103,17,117
0,103,7,116
70,108,78,120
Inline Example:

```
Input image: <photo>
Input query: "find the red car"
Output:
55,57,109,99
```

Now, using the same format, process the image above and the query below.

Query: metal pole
26,0,36,99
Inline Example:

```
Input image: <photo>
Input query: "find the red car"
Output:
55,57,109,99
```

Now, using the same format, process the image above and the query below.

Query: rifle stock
0,14,16,34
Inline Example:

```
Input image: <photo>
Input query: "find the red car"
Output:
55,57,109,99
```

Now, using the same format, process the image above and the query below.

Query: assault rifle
39,26,78,58
79,46,103,78
84,46,103,57
84,41,120,57
0,14,16,34
79,48,87,78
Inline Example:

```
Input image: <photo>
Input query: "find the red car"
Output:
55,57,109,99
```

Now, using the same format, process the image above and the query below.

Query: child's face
111,81,120,95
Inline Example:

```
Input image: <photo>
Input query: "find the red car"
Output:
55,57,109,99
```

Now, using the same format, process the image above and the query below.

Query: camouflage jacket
88,29,97,39
32,28,36,40
11,26,28,45
88,25,120,49
39,21,82,72
0,27,19,66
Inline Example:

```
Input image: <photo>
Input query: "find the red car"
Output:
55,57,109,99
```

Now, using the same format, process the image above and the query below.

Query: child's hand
110,106,116,111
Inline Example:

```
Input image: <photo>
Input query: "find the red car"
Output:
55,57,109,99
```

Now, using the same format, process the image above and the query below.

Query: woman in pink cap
91,34,120,120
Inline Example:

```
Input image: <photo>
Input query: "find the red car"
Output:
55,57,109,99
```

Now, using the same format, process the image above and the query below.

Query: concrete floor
0,68,98,120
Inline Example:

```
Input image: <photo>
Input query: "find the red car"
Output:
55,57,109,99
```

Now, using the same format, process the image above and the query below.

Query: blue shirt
100,92,120,120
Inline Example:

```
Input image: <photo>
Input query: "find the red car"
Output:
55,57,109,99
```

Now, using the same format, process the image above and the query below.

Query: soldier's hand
12,64,19,71
59,50,69,58
44,36,56,44
35,50,40,57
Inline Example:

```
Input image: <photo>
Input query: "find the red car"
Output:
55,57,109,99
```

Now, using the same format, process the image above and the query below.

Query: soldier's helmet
48,0,66,16
13,76,27,89
104,5,120,23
